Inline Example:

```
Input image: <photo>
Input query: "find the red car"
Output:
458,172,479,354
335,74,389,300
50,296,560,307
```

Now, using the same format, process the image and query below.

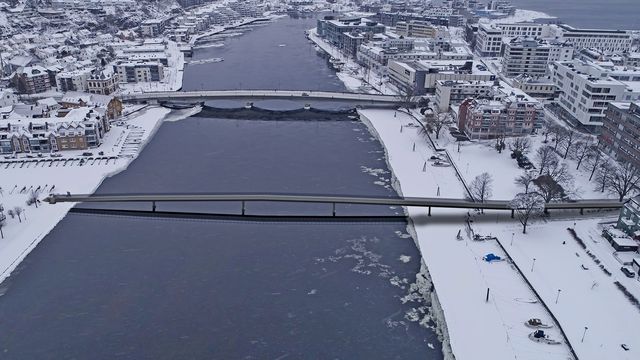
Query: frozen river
0,16,443,359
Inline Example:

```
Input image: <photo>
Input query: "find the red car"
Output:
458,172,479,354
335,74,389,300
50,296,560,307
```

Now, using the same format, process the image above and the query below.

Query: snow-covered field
432,129,616,201
360,109,573,360
0,106,200,285
474,215,640,360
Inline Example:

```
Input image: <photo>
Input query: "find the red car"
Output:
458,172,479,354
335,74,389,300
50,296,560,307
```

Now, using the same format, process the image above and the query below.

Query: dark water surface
0,17,442,359
509,0,639,29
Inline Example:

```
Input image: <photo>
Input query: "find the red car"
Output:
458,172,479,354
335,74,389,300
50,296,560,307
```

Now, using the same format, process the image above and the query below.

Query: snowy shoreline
359,109,574,360
0,106,202,286
359,112,455,360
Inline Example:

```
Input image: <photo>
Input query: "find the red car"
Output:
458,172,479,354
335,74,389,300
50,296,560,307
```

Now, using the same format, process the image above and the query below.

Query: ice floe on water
398,255,411,263
394,231,412,239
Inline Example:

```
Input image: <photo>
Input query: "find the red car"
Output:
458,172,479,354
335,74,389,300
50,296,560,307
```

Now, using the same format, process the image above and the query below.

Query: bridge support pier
428,206,431,216
152,201,156,212
242,201,246,216
511,209,514,219
332,203,336,217
580,208,584,215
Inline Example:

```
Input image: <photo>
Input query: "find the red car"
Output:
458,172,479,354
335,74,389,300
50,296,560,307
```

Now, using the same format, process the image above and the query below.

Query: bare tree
594,162,614,193
27,190,39,208
14,207,23,223
398,84,418,111
0,204,4,239
469,172,493,212
425,108,454,139
535,146,557,175
588,145,603,181
561,129,578,159
509,137,532,158
541,122,552,144
572,139,595,170
549,125,568,151
607,163,640,201
515,171,536,193
535,161,574,203
510,192,546,234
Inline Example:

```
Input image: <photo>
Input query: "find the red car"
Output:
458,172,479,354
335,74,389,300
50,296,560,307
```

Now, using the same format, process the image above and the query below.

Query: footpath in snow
0,106,201,285
360,109,573,360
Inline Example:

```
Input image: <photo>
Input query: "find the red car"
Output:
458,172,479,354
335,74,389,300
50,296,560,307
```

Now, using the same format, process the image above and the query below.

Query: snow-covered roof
36,97,59,107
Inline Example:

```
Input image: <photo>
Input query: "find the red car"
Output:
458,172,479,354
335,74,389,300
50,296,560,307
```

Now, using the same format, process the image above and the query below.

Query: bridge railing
45,193,624,217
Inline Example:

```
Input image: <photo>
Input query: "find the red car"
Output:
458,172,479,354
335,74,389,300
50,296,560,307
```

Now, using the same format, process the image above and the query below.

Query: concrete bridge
120,90,408,107
45,193,623,217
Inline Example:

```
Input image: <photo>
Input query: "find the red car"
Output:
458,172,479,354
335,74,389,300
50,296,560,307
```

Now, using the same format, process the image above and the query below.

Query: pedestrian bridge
120,90,408,106
45,193,623,218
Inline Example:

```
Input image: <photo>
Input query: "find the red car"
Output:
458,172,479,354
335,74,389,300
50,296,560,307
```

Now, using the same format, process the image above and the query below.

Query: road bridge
120,90,408,107
45,193,623,217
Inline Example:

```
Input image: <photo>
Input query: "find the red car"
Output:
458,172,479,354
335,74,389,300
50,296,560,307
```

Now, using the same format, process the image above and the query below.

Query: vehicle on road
621,266,636,278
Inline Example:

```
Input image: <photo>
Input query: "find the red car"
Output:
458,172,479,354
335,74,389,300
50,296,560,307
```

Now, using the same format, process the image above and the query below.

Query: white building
512,75,558,99
394,21,437,38
55,68,94,93
502,37,573,78
388,60,496,94
557,25,632,53
435,80,494,111
114,61,164,83
494,23,557,38
552,60,632,128
475,23,503,56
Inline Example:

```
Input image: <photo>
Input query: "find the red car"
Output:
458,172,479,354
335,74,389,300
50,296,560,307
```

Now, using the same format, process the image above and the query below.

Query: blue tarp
483,253,502,262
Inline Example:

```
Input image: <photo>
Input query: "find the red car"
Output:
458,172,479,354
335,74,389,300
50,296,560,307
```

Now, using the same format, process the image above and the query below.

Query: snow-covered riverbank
359,109,573,360
0,106,201,285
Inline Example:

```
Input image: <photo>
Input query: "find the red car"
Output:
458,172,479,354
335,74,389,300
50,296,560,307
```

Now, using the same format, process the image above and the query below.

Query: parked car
82,152,93,156
621,266,636,278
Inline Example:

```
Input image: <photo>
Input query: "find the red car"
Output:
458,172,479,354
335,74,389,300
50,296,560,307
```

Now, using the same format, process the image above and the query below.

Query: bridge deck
46,193,623,212
120,90,405,104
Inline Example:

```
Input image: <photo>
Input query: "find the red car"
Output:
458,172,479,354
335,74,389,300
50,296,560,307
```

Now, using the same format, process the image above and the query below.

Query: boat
525,318,553,329
528,330,561,345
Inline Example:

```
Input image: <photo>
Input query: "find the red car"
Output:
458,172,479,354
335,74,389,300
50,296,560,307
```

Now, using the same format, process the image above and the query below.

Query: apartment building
458,91,544,139
87,71,119,95
435,80,494,111
512,75,558,99
114,61,164,83
475,23,503,56
494,23,557,38
55,68,94,92
317,17,385,55
394,21,437,38
357,42,472,75
502,37,573,78
141,18,169,37
557,25,632,53
13,66,51,94
388,60,496,94
552,60,639,128
600,102,640,169
0,107,111,154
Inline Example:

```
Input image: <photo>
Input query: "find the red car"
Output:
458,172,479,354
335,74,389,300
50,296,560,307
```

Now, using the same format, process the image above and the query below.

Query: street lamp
531,258,536,272
511,232,514,246
581,326,588,343
555,289,561,304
